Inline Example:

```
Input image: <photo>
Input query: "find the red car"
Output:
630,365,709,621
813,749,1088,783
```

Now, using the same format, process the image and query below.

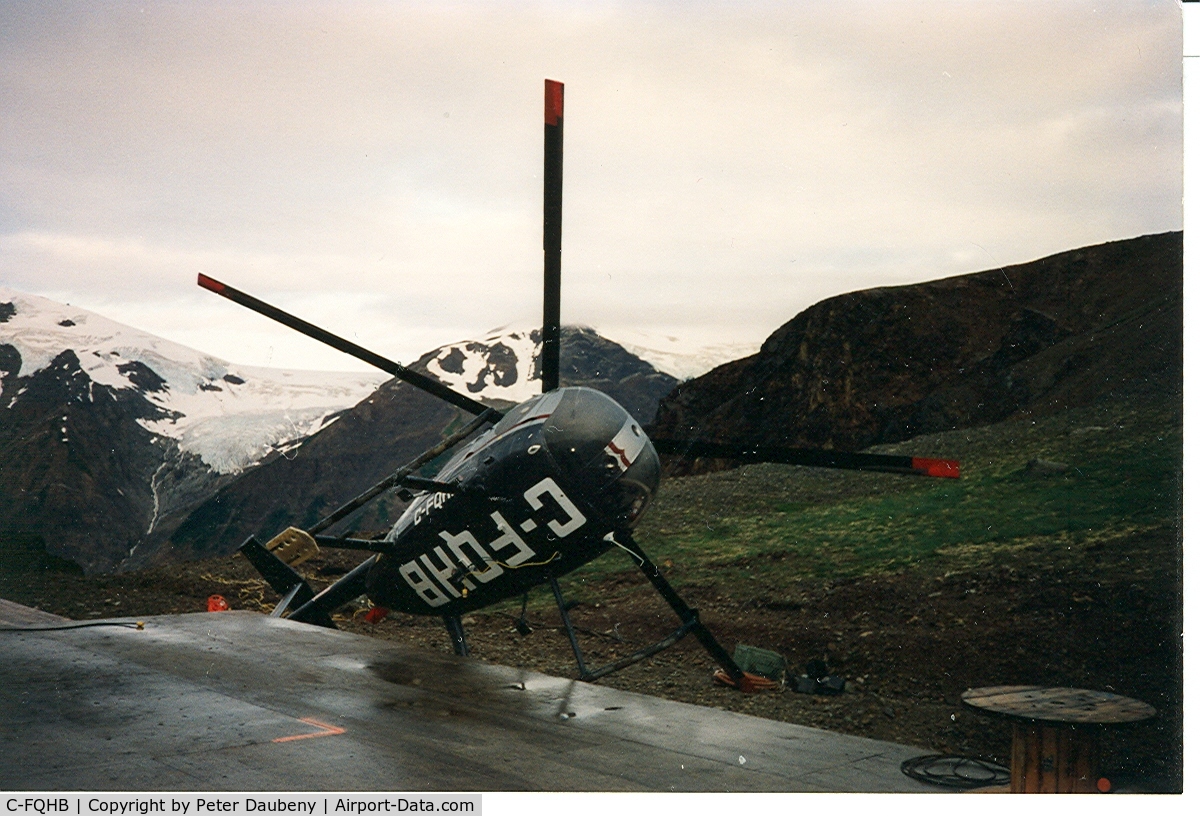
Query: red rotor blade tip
545,79,564,125
197,273,226,294
912,458,960,479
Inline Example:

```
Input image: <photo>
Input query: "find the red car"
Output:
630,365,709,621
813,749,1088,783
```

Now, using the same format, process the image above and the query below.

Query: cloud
0,0,1182,371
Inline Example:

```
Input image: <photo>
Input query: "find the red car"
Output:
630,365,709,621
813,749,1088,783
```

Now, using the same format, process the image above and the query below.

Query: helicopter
199,80,959,692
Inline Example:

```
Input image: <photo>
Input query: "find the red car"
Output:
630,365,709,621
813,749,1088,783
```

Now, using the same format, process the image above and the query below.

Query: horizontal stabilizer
652,439,959,478
265,526,320,566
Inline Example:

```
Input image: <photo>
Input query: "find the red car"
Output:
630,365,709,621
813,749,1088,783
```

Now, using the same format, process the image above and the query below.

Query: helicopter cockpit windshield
541,387,661,528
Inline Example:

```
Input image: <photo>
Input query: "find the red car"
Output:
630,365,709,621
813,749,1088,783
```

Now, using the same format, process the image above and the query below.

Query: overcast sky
0,0,1183,376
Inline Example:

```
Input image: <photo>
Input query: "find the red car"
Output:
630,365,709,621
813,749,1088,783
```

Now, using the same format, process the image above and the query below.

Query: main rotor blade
651,438,960,478
198,274,499,419
542,78,564,393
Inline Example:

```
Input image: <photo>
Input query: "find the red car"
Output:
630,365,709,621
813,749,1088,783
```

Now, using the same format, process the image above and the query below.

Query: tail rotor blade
197,274,500,419
542,78,564,393
651,438,960,478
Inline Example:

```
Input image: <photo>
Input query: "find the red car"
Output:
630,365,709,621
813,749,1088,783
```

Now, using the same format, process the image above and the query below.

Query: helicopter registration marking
399,477,584,608
523,477,585,538
411,491,452,527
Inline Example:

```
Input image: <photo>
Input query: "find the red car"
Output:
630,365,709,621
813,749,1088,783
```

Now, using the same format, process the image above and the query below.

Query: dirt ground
345,531,1181,792
1,522,1180,792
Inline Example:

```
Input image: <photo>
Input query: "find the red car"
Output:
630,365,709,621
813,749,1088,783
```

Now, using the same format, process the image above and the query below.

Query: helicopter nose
542,387,661,526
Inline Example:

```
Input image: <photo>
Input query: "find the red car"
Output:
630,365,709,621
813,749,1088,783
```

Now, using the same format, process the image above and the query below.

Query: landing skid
244,526,745,686
547,532,746,685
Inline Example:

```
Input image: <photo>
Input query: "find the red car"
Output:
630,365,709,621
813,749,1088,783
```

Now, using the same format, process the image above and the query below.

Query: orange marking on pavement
273,717,346,743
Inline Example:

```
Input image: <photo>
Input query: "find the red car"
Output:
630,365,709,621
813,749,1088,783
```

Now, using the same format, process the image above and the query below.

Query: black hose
900,754,1009,789
0,620,146,632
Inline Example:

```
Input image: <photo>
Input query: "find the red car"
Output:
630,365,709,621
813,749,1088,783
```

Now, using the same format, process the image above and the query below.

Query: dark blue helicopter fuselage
364,387,661,616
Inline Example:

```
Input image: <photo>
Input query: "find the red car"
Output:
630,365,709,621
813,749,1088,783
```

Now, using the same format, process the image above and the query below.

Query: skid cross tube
547,533,745,684
548,576,590,678
270,583,306,619
549,575,699,682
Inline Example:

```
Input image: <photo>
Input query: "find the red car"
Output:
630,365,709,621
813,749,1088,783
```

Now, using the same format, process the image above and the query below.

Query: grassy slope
558,394,1180,601
529,392,1180,786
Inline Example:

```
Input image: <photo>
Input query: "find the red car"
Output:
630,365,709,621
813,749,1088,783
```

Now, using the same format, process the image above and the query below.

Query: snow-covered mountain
410,325,677,425
408,322,757,389
1,290,681,574
1,288,386,473
0,288,385,573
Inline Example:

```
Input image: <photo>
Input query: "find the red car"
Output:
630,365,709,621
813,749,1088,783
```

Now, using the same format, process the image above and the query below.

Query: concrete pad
0,597,66,625
0,607,940,792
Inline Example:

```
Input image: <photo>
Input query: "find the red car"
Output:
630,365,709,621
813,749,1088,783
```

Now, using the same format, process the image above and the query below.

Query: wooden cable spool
961,685,1155,793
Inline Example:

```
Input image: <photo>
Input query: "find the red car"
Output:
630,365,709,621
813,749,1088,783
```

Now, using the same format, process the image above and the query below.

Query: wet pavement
0,605,938,792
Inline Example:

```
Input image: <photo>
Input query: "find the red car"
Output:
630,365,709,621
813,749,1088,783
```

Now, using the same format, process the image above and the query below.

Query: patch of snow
600,328,758,380
418,322,752,386
426,328,543,403
146,459,171,534
146,408,347,473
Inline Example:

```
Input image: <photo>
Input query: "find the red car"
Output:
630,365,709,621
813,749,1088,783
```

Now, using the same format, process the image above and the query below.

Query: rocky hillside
651,232,1181,460
0,347,182,574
